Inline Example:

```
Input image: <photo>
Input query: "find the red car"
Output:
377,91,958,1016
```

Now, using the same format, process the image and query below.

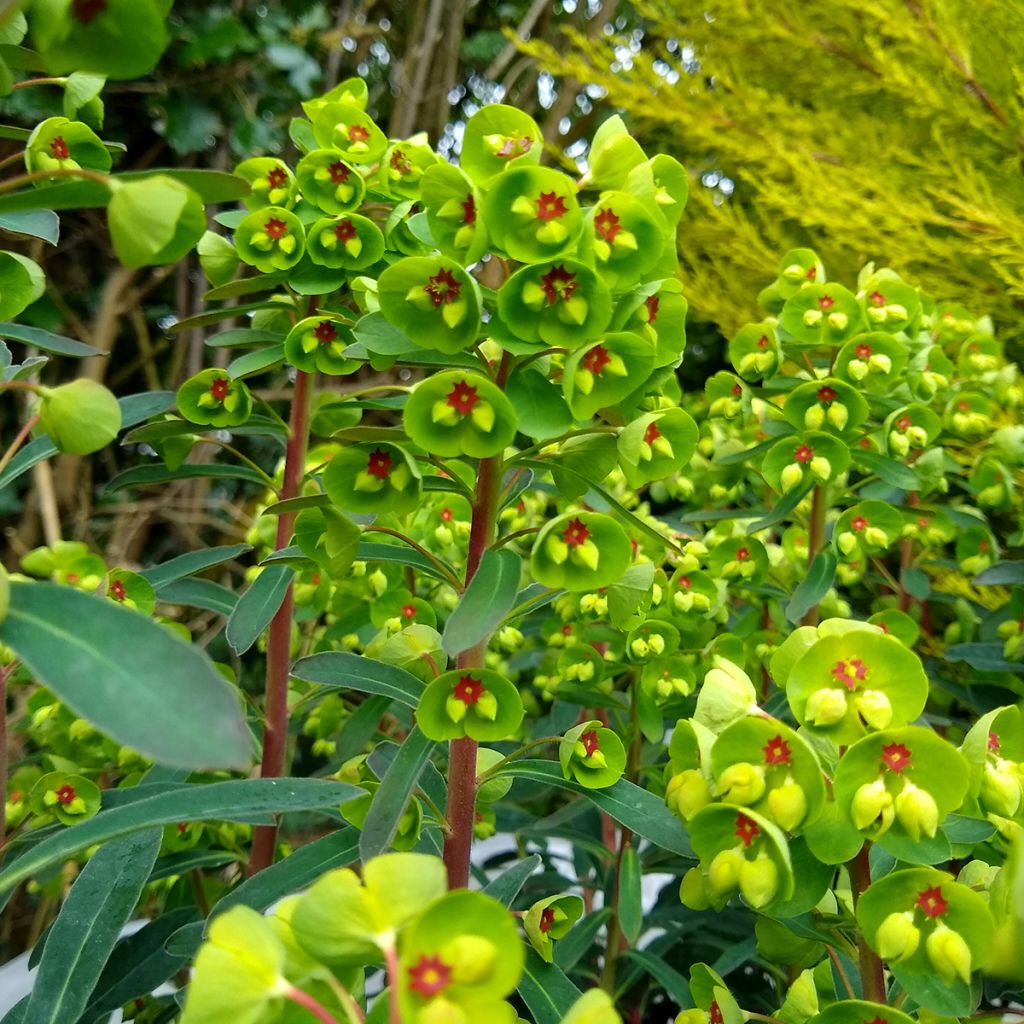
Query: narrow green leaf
359,726,435,861
0,211,59,245
357,540,458,585
442,549,520,656
105,463,269,492
155,578,237,616
715,438,776,466
226,566,293,656
291,651,426,708
946,642,1023,673
228,343,285,379
785,549,837,623
518,948,582,1024
621,949,693,1009
555,907,611,972
262,494,331,516
166,299,289,333
335,695,391,763
482,854,542,907
0,779,359,897
617,845,643,944
139,543,251,588
22,828,161,1024
203,275,287,302
852,450,921,490
746,481,814,534
0,582,253,771
0,321,102,357
149,849,238,881
974,560,1024,585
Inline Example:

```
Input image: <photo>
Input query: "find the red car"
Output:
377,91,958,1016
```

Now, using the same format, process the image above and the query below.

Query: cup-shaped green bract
294,505,359,578
626,618,680,664
421,163,488,265
668,568,718,620
809,1001,917,1024
834,332,908,391
580,190,666,290
29,771,100,826
177,369,253,428
524,894,584,963
613,279,688,368
835,726,969,856
908,343,954,402
560,720,627,789
783,377,869,435
729,322,781,382
774,247,826,300
403,371,516,459
944,391,994,439
958,706,1024,818
234,156,297,210
25,116,112,177
710,717,826,834
39,378,121,454
786,630,929,746
312,102,387,162
483,166,584,263
322,442,422,517
460,103,542,185
859,273,922,334
301,76,368,122
762,431,850,494
378,257,482,353
614,407,696,483
306,212,384,271
381,137,439,200
235,206,305,273
689,804,794,911
627,153,689,228
0,251,45,320
107,175,207,268
969,455,1014,510
179,906,286,1024
295,149,366,214
398,890,523,1020
563,333,655,420
884,403,942,457
780,282,864,346
707,537,769,587
498,259,613,348
418,668,523,742
105,567,156,614
531,511,632,592
284,316,358,375
832,499,904,561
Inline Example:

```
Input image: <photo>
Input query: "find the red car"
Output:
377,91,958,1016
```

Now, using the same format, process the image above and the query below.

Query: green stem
362,525,463,592
0,166,112,196
11,76,66,90
248,369,313,876
490,525,541,550
849,844,887,1002
0,415,39,479
474,736,561,782
802,485,827,626
284,985,342,1024
826,944,857,1000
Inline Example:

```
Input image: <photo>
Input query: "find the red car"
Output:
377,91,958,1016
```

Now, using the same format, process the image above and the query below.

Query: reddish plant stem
249,369,313,876
284,985,342,1024
849,844,887,1003
0,662,14,850
0,414,39,479
898,492,919,612
383,943,403,1024
802,485,827,627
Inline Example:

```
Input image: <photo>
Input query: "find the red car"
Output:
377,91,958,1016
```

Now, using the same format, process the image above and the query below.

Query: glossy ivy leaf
484,165,584,263
31,0,168,79
421,162,488,264
234,156,296,210
498,260,613,348
559,720,626,789
177,369,253,428
0,250,44,319
306,212,384,271
403,370,516,458
531,511,632,592
107,175,206,267
283,315,357,375
460,103,542,185
25,116,111,178
786,628,928,745
418,667,524,742
322,441,422,517
524,894,584,963
235,206,305,273
563,333,654,420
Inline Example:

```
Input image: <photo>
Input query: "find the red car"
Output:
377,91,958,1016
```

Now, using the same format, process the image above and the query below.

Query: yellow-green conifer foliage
521,0,1024,338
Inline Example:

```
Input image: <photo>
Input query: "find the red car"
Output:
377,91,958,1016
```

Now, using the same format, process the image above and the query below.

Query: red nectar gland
328,161,350,183
817,386,837,403
735,813,760,847
794,444,814,463
461,194,476,224
347,124,370,144
856,342,873,358
446,380,480,416
643,421,662,445
335,219,357,243
366,448,393,480
869,291,886,307
424,268,462,307
831,657,868,690
562,517,591,547
536,191,569,221
50,137,70,159
915,885,949,918
763,734,792,765
988,731,1001,753
265,218,288,240
580,729,600,756
710,1002,724,1024
582,345,612,376
594,207,622,242
314,321,337,345
539,907,556,933
72,0,107,23
851,515,868,531
402,604,417,619
881,741,912,774
805,266,817,281
408,954,453,998
266,167,287,190
55,784,77,806
109,580,126,601
539,264,579,305
209,377,230,402
453,674,485,705
817,294,835,311
645,293,660,324
390,148,412,175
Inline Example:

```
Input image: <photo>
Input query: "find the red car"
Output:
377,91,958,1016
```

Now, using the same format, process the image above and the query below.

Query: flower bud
676,1011,709,1024
707,847,744,897
739,855,779,908
767,778,808,832
679,867,711,911
854,689,892,730
851,778,894,833
781,463,804,493
802,309,823,328
827,312,848,332
906,425,928,448
809,456,832,482
418,997,468,1024
441,934,498,984
827,402,849,430
981,761,1022,817
864,526,889,549
894,781,939,840
666,769,711,821
875,911,920,963
717,762,766,805
868,353,892,374
368,568,388,597
804,404,825,430
889,430,910,456
39,379,122,455
805,687,847,726
925,922,972,985
838,531,859,556
848,358,868,381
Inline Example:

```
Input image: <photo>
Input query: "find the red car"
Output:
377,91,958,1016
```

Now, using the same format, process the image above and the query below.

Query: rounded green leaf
311,103,387,161
834,332,908,392
559,720,627,789
234,156,297,210
39,378,121,454
25,116,111,178
523,894,584,963
421,162,488,264
460,104,542,185
780,283,863,345
107,175,206,268
0,250,45,319
235,206,305,273
761,432,851,494
582,190,666,289
562,332,654,420
30,771,100,826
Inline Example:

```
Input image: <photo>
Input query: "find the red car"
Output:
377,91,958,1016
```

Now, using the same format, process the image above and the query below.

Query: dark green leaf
334,695,390,764
518,948,582,1024
974,560,1024,585
291,651,425,708
225,566,293,656
203,275,288,302
554,907,611,971
139,543,250,588
746,481,814,534
262,494,330,516
0,321,102,357
166,300,289,333
785,550,837,623
0,211,59,245
902,567,930,599
442,549,519,656
617,845,643,944
853,450,921,490
620,949,693,1009
357,540,458,585
205,327,284,347
0,582,253,771
105,463,269,492
482,854,542,907
945,643,1023,673
0,779,359,897
228,344,285,379
715,438,776,466
21,829,161,1024
149,850,238,882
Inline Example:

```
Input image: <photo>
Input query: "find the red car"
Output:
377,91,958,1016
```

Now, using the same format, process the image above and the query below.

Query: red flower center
882,742,912,773
851,515,868,531
328,161,350,183
582,344,612,375
580,729,600,756
408,954,452,997
869,291,886,307
957,400,970,411
334,219,357,242
55,784,77,806
794,444,814,463
461,194,476,224
817,294,835,311
109,580,126,601
536,191,569,221
805,266,817,281
495,135,533,158
314,321,337,345
72,0,107,23
390,148,412,175
50,137,70,159
988,731,1001,753
679,575,691,589
446,380,480,416
757,334,769,348
594,207,621,241
440,507,453,522
402,603,416,619
347,124,370,143
915,885,948,918
710,1002,724,1024
731,383,742,396
265,218,288,240
896,415,912,430
539,907,556,932
539,264,579,305
643,421,662,445
645,294,660,324
366,449,392,480
817,386,837,403
735,813,760,847
763,734,792,765
266,167,287,190
176,822,188,834
831,657,868,690
856,343,873,358
453,674,485,705
917,516,929,528
563,517,590,547
736,547,750,561
424,268,461,307
209,377,230,402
